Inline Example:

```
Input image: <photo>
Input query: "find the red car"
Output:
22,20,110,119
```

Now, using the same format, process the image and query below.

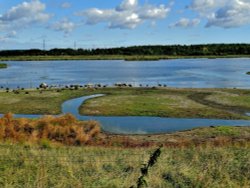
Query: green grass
247,72,250,75
80,88,250,120
0,63,7,69
0,88,100,115
0,142,249,187
206,91,250,109
1,87,250,119
1,54,250,61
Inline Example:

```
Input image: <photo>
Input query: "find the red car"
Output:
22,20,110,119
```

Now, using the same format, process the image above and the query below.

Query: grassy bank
1,87,250,119
80,87,250,120
0,142,249,187
1,54,250,61
1,113,249,147
0,63,7,69
0,88,100,115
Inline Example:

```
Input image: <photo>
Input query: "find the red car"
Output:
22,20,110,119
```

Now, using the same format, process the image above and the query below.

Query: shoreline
1,87,250,120
1,55,250,61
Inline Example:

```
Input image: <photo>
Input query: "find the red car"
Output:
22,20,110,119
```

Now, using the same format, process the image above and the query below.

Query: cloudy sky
0,0,250,49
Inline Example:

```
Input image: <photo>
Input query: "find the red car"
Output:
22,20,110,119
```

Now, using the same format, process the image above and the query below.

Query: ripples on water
1,58,250,89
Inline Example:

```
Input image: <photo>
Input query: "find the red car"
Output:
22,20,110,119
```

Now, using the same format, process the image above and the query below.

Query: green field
1,87,250,119
80,88,250,120
0,89,97,115
0,63,7,69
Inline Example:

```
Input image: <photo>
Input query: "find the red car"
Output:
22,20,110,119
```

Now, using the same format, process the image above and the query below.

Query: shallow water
4,95,250,134
1,58,250,88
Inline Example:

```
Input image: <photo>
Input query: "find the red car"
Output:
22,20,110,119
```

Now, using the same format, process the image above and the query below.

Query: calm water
5,95,250,134
1,58,250,88
1,59,250,134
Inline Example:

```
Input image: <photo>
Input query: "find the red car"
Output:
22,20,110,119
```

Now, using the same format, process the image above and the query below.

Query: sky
0,0,250,50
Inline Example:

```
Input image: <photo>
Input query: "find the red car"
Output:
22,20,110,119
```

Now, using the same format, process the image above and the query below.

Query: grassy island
0,87,250,120
80,88,250,120
247,72,250,75
0,63,7,69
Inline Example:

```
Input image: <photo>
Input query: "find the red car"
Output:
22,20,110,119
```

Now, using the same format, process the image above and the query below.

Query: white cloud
189,0,227,13
77,0,170,29
0,0,50,22
50,19,76,34
0,31,17,41
0,0,51,31
189,0,250,28
61,2,71,9
116,0,137,11
138,4,170,19
169,18,200,28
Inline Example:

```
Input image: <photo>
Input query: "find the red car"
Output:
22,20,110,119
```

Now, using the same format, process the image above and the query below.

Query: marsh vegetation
1,87,250,120
0,63,7,69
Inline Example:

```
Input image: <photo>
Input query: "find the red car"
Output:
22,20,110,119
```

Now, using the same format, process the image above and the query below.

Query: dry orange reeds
0,113,101,146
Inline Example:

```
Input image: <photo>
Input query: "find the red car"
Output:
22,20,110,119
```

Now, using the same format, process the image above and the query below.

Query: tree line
1,44,250,56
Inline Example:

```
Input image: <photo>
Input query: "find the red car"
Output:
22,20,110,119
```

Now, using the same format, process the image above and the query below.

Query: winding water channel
1,59,250,134
4,94,250,134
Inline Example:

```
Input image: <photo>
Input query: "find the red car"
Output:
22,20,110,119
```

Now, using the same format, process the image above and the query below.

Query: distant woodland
1,44,250,56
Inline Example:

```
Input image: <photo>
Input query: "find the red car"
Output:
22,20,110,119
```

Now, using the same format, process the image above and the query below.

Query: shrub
0,113,101,146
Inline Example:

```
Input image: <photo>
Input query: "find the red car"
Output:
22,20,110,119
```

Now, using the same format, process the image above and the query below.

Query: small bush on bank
0,113,101,146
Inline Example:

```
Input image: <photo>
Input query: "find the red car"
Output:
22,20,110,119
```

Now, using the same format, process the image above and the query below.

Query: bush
0,113,101,146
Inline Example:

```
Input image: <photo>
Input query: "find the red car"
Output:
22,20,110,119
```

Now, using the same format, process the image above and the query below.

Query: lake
1,58,250,89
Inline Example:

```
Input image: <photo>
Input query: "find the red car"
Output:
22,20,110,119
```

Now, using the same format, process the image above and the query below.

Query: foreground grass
0,143,249,187
1,54,250,61
0,63,7,69
1,87,250,119
0,113,249,187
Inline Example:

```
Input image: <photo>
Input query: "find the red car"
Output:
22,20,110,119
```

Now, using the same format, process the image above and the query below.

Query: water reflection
1,58,250,89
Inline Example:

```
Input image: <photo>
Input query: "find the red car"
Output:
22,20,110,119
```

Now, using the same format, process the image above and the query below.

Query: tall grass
0,144,249,187
0,113,249,187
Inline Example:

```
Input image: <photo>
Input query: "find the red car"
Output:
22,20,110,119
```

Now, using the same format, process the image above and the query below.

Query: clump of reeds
0,113,101,146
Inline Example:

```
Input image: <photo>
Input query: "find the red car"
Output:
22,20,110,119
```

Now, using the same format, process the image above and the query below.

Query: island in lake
0,63,7,69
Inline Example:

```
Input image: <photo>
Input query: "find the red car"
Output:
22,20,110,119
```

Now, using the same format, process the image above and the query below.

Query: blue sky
0,0,250,49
